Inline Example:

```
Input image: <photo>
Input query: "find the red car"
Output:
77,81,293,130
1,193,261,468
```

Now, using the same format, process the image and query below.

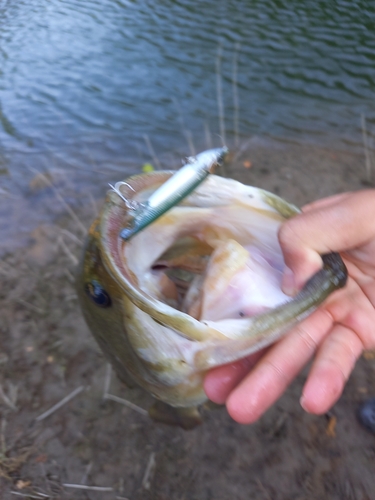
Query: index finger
279,189,375,292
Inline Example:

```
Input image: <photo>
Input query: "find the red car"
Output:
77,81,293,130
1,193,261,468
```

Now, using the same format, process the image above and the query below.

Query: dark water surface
0,0,374,250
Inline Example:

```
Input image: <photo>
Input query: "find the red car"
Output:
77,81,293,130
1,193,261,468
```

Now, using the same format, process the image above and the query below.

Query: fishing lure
117,147,228,241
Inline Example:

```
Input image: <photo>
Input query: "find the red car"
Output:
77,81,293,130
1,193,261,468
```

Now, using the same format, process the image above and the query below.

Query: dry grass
0,448,32,480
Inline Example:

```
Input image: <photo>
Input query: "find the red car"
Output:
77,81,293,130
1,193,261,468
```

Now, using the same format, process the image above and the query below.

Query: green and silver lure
117,147,228,241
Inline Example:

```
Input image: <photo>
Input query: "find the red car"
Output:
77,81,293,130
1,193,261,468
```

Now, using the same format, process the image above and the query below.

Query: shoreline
1,137,372,257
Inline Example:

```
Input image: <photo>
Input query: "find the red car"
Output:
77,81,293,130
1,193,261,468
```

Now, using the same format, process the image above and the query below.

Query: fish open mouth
100,172,346,356
117,174,293,325
148,232,291,323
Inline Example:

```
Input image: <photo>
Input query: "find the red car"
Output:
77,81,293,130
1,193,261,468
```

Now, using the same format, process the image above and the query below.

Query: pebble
358,398,375,433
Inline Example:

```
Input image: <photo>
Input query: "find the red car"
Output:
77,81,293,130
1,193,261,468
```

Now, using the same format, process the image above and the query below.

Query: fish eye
84,281,112,307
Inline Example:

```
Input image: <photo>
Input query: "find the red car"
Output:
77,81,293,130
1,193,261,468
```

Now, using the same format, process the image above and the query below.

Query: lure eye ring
85,281,112,307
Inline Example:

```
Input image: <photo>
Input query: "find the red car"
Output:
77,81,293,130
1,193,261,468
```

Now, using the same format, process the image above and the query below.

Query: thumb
278,190,375,294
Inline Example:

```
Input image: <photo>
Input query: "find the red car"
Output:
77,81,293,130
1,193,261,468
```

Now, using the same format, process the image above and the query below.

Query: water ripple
0,0,373,178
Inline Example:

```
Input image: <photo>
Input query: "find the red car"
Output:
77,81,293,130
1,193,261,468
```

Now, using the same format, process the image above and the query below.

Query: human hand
204,189,375,424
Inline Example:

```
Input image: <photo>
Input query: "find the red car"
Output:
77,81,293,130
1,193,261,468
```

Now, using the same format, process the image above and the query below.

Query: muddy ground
1,141,375,500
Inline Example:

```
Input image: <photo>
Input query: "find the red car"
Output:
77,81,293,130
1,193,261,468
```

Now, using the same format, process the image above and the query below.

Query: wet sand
1,140,375,499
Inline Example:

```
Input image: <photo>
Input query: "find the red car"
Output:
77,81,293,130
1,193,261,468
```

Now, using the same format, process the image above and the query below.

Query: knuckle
325,329,362,379
295,323,319,352
262,359,290,386
345,308,375,350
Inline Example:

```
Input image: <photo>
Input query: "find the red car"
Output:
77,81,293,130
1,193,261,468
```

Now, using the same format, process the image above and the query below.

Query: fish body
77,170,347,428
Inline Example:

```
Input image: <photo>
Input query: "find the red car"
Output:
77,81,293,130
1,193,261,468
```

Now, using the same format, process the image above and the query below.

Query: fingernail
282,266,295,296
300,395,308,412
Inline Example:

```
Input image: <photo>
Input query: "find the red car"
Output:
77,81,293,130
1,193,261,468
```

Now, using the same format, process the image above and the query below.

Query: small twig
185,130,196,157
104,394,148,416
0,384,17,411
232,42,241,148
59,228,83,245
14,298,45,315
1,417,6,453
88,191,99,216
9,381,18,408
143,135,161,170
36,386,84,421
48,181,87,236
142,452,156,490
58,235,79,266
1,188,20,199
103,363,112,398
204,121,212,149
11,493,49,499
62,484,113,492
80,461,93,485
232,135,253,162
118,477,125,495
255,479,272,500
64,268,75,283
361,113,373,183
216,43,226,146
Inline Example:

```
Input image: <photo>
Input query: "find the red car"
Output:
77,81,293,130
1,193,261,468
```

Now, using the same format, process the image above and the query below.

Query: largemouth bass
77,169,347,428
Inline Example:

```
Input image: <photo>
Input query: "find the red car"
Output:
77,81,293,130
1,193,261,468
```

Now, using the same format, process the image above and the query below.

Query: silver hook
108,182,139,211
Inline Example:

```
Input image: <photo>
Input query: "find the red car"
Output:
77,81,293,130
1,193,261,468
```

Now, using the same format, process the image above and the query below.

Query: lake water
0,0,374,250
